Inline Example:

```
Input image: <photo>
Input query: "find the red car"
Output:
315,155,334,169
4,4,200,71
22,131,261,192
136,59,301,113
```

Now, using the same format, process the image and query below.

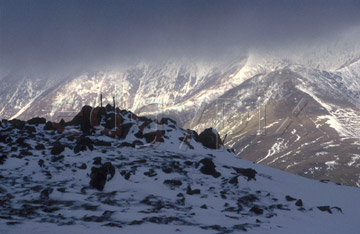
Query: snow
347,155,360,167
1,109,360,233
257,138,287,163
325,161,338,170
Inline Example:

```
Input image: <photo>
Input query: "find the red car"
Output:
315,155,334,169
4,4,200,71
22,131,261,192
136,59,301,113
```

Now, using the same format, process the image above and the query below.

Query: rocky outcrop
90,162,115,191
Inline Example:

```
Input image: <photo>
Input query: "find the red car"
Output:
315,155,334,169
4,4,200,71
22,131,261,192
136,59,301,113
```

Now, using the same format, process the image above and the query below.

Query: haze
1,0,360,77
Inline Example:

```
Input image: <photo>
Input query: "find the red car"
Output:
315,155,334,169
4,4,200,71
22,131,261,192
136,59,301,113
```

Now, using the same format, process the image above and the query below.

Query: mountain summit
0,105,359,233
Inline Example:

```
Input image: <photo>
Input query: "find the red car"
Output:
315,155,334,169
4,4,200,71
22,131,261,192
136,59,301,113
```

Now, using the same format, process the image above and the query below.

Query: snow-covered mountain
1,47,360,187
0,105,359,233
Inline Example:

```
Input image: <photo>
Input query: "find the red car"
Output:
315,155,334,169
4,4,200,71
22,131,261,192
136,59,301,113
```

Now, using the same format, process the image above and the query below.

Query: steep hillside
0,106,359,233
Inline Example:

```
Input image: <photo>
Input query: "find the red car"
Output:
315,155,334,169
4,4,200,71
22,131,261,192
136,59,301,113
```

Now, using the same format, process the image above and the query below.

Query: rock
27,117,46,125
144,169,157,177
80,106,93,134
184,161,193,166
199,158,221,178
44,121,55,130
89,162,115,191
120,123,133,139
295,199,303,206
93,140,112,147
132,140,143,147
238,194,259,206
331,206,343,213
93,157,102,165
160,117,177,125
9,119,25,129
197,128,221,149
119,142,133,148
134,131,143,139
25,126,36,133
250,205,263,215
40,189,52,200
50,141,64,155
0,155,7,165
138,116,152,127
317,206,332,214
200,204,208,209
74,136,94,153
15,137,31,148
186,185,200,195
143,133,156,143
103,162,115,179
285,195,297,201
78,163,87,170
35,144,45,150
38,159,44,167
51,155,64,162
232,167,257,181
163,179,182,187
229,176,239,185
162,167,172,174
57,188,66,193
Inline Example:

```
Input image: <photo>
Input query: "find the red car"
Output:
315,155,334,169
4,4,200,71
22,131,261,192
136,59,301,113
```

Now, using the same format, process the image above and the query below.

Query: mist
1,0,360,77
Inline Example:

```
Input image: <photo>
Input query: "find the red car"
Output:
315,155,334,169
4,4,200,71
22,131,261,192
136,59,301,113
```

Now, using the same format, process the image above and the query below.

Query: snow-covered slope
0,106,359,233
0,73,56,120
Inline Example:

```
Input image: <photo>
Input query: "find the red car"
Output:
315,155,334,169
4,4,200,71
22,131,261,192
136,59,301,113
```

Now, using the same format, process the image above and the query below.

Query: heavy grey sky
1,0,360,75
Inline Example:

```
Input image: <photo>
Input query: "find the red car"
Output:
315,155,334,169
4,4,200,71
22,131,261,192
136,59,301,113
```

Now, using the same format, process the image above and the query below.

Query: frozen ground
0,108,359,234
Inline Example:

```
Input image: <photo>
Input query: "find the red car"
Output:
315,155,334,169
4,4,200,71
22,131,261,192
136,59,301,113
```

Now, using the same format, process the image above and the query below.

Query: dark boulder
238,194,259,206
74,136,94,153
132,140,144,147
134,131,143,139
9,119,25,129
25,126,36,133
35,144,45,150
27,117,46,125
197,128,221,149
229,176,239,185
44,121,55,130
250,205,263,215
103,162,115,179
232,167,257,181
15,137,31,148
199,158,221,178
186,185,200,195
38,159,44,167
120,123,133,139
163,179,182,187
138,116,152,128
285,195,297,202
77,163,87,170
0,155,7,165
317,206,332,214
89,162,115,191
50,141,64,155
93,157,102,165
143,133,156,143
119,142,133,148
67,105,93,134
40,188,52,200
295,199,303,206
93,140,112,147
187,130,199,142
51,155,64,162
160,117,177,125
80,106,93,134
331,207,343,213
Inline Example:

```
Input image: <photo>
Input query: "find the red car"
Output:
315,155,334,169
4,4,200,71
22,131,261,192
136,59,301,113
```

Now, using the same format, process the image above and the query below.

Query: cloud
1,0,360,75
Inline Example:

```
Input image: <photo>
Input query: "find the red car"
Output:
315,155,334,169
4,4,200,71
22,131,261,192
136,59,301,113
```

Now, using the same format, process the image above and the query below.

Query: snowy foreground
0,107,360,234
